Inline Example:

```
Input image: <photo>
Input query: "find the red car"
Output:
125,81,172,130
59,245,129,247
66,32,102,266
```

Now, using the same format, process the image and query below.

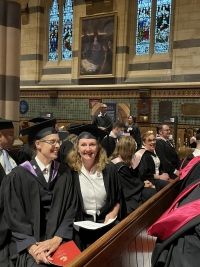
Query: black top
126,124,142,150
155,138,180,178
101,135,118,157
114,161,144,214
92,113,113,133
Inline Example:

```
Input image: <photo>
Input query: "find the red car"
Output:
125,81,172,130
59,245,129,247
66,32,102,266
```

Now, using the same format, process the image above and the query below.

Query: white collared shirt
79,165,106,221
0,149,17,175
35,156,51,182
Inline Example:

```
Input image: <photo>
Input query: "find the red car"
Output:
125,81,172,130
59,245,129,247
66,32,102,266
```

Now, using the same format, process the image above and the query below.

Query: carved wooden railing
67,179,180,267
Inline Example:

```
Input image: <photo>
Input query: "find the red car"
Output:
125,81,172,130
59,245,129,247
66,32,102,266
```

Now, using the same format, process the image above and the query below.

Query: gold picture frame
79,13,117,78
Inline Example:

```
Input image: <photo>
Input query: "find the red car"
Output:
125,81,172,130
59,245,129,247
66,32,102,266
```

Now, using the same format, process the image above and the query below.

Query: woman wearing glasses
1,119,76,266
132,131,169,194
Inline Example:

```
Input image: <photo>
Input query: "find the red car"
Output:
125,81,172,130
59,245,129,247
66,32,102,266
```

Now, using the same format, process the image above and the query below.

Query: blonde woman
111,135,157,214
67,127,125,250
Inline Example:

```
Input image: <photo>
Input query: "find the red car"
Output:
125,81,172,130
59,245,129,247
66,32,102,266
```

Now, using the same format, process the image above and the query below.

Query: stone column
0,0,21,126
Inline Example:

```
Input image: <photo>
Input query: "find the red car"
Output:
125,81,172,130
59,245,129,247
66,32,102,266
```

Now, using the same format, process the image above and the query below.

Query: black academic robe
2,159,76,267
155,138,180,178
150,180,200,267
92,113,113,133
17,144,33,164
0,163,6,186
101,135,118,157
57,140,74,163
72,162,125,250
135,150,169,191
126,124,142,150
114,161,144,214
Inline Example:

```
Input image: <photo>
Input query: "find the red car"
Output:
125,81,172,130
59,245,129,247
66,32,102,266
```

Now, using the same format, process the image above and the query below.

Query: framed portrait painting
79,13,117,78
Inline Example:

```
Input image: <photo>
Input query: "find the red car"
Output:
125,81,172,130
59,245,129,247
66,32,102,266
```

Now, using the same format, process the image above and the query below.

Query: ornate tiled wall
21,96,200,127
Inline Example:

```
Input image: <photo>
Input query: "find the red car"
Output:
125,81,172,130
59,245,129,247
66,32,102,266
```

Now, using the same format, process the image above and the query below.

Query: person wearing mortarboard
0,118,17,185
17,116,51,164
67,123,126,250
1,118,76,266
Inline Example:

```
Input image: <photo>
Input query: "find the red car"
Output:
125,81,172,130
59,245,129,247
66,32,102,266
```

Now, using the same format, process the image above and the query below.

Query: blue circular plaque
20,100,29,114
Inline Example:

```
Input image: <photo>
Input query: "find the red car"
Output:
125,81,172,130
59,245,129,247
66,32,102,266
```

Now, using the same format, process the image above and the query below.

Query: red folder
49,241,81,266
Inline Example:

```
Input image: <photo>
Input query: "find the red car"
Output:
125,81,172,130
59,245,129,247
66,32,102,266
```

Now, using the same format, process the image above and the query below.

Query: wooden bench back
67,179,180,267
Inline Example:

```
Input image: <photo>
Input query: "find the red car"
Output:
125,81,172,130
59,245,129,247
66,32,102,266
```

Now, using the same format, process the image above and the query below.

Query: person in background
67,124,125,250
1,119,76,266
111,135,156,214
189,129,197,148
155,124,180,179
126,115,142,150
92,103,113,133
133,131,170,192
101,121,125,157
0,118,17,185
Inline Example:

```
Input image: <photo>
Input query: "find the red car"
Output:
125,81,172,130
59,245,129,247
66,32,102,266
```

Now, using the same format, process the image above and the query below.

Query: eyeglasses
40,139,62,146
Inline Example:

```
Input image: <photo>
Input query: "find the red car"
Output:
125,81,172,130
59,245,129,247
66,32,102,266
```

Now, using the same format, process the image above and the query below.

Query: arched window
48,0,73,61
135,0,172,55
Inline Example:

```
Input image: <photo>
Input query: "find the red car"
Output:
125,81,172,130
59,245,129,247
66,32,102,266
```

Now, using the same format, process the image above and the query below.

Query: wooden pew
67,179,180,267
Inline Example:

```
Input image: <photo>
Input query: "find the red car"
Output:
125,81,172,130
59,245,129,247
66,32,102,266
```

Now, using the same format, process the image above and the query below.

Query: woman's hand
144,180,155,188
33,236,62,257
104,203,120,223
158,173,170,181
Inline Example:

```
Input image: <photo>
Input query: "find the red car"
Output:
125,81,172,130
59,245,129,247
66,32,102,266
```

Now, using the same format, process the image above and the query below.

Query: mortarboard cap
20,118,57,145
68,124,107,142
0,118,14,130
29,117,50,124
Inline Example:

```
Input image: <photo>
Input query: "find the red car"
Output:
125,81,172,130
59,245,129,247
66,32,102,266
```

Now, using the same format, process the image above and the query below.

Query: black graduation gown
72,162,125,250
126,124,142,150
2,160,76,267
57,140,74,163
151,180,200,267
114,161,144,214
155,139,180,178
16,144,33,164
135,150,169,191
92,113,113,133
101,135,117,157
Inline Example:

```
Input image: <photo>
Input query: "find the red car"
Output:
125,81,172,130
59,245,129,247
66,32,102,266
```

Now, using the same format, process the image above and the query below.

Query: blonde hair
67,139,108,172
142,131,155,142
111,135,136,165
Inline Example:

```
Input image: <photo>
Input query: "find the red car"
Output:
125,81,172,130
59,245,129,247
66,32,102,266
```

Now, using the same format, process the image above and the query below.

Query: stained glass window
154,0,172,53
48,0,73,61
48,0,59,61
136,0,152,55
62,0,73,60
135,0,172,55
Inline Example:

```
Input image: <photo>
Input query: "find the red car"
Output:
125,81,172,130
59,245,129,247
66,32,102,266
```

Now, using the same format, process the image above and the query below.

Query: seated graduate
111,135,154,214
132,131,169,192
1,118,76,266
67,124,125,250
148,143,200,267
